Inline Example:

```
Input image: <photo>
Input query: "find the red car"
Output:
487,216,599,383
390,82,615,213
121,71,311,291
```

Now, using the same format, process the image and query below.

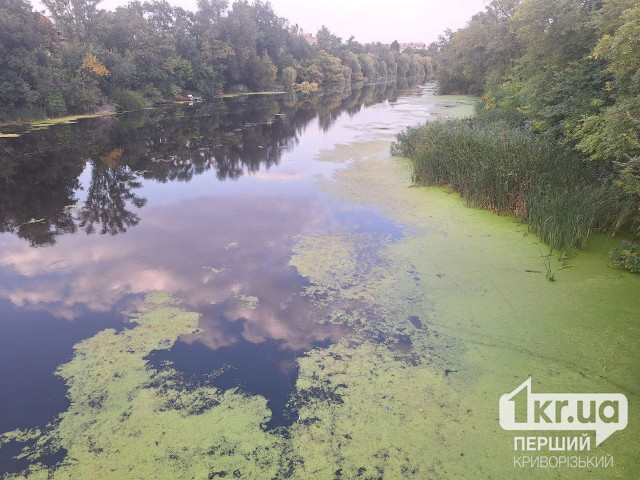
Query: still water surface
2,83,639,479
0,82,455,473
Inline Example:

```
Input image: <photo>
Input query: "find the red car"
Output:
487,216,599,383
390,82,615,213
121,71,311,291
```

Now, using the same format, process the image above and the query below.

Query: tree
0,0,57,119
313,50,345,85
340,51,363,83
0,0,433,121
316,25,341,54
42,0,101,40
282,66,296,90
435,0,520,94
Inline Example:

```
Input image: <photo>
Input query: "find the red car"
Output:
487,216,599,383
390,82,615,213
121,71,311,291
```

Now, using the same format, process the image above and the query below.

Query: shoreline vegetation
0,79,407,134
1,0,433,125
391,118,636,252
394,0,639,272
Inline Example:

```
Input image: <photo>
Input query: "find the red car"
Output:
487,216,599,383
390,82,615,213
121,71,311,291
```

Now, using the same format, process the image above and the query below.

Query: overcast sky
32,0,489,44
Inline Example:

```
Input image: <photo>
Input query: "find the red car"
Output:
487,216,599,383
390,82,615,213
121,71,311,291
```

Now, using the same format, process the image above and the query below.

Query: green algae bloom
284,129,640,478
235,294,259,309
2,293,285,479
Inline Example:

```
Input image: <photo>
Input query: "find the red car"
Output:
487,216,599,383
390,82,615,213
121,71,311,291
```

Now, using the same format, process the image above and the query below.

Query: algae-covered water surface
0,83,638,479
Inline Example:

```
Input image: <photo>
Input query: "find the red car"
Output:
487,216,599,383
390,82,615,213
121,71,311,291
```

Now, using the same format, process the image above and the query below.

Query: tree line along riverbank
0,0,432,123
393,0,639,273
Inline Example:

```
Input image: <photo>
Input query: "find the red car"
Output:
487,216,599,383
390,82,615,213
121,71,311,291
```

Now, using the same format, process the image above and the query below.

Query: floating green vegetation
235,294,259,310
313,141,390,164
424,94,477,118
27,113,116,131
0,112,117,137
290,340,473,479
203,265,226,273
287,127,640,477
220,91,285,98
1,292,285,479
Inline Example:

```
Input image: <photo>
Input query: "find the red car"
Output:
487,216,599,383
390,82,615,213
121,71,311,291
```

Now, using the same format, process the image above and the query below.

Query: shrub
62,77,102,114
110,88,147,112
609,241,640,273
294,82,318,94
138,85,164,104
43,88,67,117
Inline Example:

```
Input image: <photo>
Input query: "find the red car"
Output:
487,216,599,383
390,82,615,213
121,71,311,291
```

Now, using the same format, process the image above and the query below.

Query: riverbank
0,91,286,136
0,111,117,137
392,118,639,255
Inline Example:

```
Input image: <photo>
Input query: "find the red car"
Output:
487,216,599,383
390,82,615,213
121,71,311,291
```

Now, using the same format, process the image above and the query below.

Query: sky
32,0,489,44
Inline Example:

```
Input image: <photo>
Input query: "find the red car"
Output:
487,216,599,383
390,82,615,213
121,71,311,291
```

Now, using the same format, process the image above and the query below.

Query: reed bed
391,119,636,251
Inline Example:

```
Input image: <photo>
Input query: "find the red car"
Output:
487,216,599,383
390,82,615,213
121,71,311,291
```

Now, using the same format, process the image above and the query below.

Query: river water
0,83,638,479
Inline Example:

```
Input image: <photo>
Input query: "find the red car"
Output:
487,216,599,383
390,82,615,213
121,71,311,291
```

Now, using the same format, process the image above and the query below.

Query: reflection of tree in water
0,139,81,246
0,80,410,246
78,161,147,235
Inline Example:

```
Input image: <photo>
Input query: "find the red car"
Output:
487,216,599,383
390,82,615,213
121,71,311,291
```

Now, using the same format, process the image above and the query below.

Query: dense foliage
609,241,640,272
0,0,433,122
394,0,638,270
431,0,639,216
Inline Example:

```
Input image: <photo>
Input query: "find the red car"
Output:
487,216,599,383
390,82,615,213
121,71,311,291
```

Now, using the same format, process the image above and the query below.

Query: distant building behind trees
399,42,427,53
300,33,318,46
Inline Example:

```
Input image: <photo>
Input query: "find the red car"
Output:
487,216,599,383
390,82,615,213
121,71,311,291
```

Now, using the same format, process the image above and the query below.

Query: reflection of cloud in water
250,170,308,182
0,195,356,350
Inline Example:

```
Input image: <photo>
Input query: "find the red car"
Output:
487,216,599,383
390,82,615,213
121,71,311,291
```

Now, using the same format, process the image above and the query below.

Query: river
0,83,638,479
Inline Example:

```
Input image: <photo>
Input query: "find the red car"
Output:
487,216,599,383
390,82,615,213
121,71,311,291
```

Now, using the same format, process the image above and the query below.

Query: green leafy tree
282,66,296,90
313,50,345,85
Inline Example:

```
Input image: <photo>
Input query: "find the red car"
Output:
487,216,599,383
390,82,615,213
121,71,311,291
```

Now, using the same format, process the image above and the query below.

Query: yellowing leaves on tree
80,53,110,77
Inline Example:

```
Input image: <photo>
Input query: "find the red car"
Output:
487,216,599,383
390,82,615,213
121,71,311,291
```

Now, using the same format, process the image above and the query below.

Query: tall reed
391,119,636,251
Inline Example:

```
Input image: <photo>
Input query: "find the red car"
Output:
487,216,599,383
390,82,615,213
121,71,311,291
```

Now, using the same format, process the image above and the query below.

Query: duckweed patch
290,341,474,479
284,114,640,477
235,294,259,309
1,293,286,479
313,141,390,164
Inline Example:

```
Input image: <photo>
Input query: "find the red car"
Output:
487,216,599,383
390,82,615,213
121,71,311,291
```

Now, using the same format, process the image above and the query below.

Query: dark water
0,82,438,471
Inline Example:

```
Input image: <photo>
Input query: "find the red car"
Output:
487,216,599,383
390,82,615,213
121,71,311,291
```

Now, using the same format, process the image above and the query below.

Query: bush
110,88,147,112
294,82,318,94
43,88,67,117
138,85,164,104
62,78,102,114
609,241,640,273
391,119,637,251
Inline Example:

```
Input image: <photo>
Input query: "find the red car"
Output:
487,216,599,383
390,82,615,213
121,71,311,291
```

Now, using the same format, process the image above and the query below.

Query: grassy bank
0,90,292,135
391,119,638,252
